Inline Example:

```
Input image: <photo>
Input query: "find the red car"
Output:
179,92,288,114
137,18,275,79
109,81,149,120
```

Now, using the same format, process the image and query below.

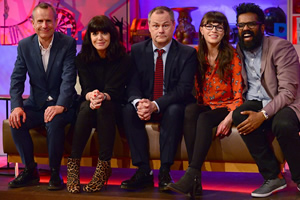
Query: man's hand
44,105,65,123
9,107,26,129
136,99,158,121
216,111,233,137
237,111,266,135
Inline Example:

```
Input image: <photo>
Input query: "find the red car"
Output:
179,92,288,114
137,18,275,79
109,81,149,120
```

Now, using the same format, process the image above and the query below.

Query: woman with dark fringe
66,15,130,193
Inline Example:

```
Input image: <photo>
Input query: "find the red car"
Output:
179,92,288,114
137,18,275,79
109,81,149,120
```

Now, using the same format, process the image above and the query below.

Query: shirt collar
152,40,172,54
39,34,54,50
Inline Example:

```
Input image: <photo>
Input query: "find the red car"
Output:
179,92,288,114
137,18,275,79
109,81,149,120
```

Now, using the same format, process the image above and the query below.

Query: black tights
70,100,118,161
184,103,229,170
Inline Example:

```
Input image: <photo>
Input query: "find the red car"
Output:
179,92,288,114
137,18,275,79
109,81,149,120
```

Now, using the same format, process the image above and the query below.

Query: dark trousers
70,100,118,161
183,103,229,170
122,103,185,170
11,102,75,169
232,100,300,183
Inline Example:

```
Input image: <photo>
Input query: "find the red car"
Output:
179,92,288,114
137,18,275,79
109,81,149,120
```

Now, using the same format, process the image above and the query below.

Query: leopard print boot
67,158,81,193
83,159,111,192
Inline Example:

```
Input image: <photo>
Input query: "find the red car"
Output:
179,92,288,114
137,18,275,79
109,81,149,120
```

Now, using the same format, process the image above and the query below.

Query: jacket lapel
236,44,248,94
164,40,177,90
46,32,59,79
146,40,155,92
260,36,268,75
32,35,45,74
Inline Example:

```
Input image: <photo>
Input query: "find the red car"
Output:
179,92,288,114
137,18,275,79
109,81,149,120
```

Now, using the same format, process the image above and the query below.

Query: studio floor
0,156,299,200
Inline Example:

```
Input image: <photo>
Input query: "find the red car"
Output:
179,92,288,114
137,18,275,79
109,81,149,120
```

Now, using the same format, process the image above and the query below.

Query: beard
238,29,263,51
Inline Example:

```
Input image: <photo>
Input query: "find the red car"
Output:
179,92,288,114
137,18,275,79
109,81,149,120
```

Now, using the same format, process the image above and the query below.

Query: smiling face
90,31,111,58
237,12,265,51
31,7,57,44
200,22,225,47
149,10,175,49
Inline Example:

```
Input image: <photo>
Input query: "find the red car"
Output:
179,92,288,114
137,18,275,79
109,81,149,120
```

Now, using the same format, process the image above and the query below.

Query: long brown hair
198,11,233,82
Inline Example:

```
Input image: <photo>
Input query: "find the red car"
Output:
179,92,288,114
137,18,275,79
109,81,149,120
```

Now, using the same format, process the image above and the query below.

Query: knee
232,109,244,126
78,101,93,115
164,104,184,118
196,112,212,126
97,101,116,116
122,103,137,119
46,117,65,130
272,119,295,138
184,103,198,121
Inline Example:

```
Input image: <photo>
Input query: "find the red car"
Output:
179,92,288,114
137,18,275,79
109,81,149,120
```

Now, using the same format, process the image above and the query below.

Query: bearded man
232,2,300,198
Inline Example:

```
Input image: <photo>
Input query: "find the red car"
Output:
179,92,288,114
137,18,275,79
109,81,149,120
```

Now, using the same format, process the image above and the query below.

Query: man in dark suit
8,2,77,190
121,6,197,191
232,3,300,198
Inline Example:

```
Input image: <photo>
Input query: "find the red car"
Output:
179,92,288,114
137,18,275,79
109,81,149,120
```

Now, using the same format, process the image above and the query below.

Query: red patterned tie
153,49,165,100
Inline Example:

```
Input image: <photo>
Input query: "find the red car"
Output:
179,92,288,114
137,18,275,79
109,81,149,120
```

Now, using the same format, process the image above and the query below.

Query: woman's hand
216,111,233,137
88,90,106,110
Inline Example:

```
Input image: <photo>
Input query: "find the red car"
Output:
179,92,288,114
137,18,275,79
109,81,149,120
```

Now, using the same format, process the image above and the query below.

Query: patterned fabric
195,52,243,111
153,49,165,100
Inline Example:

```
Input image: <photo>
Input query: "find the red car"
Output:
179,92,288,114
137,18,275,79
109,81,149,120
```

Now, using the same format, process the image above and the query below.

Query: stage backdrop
138,0,287,35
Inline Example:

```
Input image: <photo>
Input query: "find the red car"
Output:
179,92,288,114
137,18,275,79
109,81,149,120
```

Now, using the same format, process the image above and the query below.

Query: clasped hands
9,105,65,129
136,99,158,121
87,89,106,110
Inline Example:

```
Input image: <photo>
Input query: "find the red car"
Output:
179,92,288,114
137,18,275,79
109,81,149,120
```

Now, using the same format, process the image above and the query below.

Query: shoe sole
251,184,287,198
159,185,170,192
9,180,40,188
120,182,154,190
48,184,65,190
166,184,188,196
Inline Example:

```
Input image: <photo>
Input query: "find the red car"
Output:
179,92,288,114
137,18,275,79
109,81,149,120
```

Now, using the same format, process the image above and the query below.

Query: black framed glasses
202,24,224,32
236,21,262,29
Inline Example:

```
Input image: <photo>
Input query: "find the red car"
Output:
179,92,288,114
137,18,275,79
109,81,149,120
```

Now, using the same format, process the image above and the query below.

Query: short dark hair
148,6,175,23
32,2,57,20
79,15,125,63
234,3,265,24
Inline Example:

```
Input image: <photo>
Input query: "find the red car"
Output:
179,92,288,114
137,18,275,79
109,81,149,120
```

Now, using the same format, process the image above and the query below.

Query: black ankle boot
167,167,202,197
48,168,64,190
8,162,40,188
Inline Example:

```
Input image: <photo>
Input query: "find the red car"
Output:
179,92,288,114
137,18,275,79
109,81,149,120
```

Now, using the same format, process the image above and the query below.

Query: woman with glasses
167,11,243,197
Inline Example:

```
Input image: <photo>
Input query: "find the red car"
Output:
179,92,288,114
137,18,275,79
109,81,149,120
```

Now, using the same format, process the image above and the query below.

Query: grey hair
32,2,57,20
148,6,175,24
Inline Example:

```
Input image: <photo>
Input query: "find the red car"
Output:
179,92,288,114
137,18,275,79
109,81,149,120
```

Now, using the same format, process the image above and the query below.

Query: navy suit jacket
10,32,77,110
127,39,197,112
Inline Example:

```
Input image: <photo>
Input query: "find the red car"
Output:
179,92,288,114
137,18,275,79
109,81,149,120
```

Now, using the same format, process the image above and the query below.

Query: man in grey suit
8,2,77,190
121,6,197,191
233,3,300,198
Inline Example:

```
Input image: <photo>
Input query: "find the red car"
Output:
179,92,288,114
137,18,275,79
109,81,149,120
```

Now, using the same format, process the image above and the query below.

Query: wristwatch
261,110,269,120
103,93,107,101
